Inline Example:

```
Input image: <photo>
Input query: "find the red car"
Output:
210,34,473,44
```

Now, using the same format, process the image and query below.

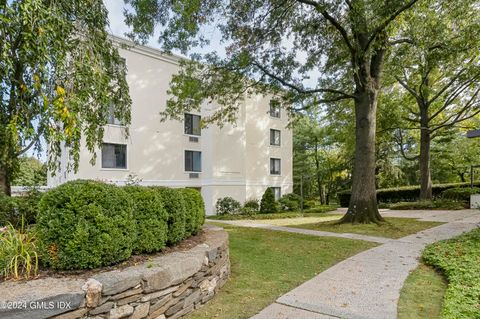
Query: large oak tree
0,0,131,195
125,0,420,223
388,0,480,200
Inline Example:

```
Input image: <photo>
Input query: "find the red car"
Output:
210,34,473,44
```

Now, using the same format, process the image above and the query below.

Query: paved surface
211,209,480,319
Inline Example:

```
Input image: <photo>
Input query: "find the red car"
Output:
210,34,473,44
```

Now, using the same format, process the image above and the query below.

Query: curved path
209,209,480,319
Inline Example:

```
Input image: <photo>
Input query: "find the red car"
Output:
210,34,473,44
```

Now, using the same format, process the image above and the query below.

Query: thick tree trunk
340,88,383,223
0,166,11,196
419,124,432,200
319,184,326,205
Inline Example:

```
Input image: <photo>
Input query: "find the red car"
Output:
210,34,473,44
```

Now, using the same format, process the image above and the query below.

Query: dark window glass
269,100,281,118
270,129,281,146
102,143,127,169
184,113,201,136
270,158,281,175
185,150,202,172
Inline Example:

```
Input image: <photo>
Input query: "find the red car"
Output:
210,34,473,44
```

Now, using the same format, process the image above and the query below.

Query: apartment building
47,37,293,215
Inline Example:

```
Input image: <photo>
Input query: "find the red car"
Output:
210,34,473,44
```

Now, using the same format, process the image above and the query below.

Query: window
107,104,122,125
272,187,281,200
270,129,281,146
270,158,281,175
184,113,201,136
185,150,202,172
102,143,127,169
269,100,281,118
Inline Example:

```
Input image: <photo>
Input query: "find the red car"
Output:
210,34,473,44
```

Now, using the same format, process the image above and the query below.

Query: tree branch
366,0,420,50
251,61,356,99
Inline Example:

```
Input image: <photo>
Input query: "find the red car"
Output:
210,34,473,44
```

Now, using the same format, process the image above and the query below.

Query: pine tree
260,188,278,214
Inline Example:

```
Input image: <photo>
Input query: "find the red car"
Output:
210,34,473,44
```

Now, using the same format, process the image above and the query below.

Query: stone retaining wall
0,226,230,319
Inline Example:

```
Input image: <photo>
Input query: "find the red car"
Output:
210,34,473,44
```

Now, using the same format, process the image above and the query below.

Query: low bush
422,228,480,319
150,187,187,245
302,200,317,210
338,182,480,207
243,199,260,211
124,186,168,254
215,197,241,215
36,180,135,270
279,193,301,211
389,200,465,210
441,187,480,202
0,189,42,227
179,188,205,236
260,188,279,214
0,220,38,280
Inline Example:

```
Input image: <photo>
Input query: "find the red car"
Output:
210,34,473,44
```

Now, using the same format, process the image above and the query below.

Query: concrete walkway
249,210,480,319
209,209,480,319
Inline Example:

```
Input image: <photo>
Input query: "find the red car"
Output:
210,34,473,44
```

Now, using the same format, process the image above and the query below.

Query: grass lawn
398,264,446,319
187,223,377,319
289,217,444,239
207,205,338,220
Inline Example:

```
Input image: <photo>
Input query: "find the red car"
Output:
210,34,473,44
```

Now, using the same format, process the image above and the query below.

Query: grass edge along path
421,228,480,319
289,217,444,239
397,264,446,319
186,223,377,319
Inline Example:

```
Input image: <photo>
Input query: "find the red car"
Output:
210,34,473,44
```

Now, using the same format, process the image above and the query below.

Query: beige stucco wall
48,38,293,215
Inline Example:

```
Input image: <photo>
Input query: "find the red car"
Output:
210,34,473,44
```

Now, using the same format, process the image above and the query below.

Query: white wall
48,37,293,215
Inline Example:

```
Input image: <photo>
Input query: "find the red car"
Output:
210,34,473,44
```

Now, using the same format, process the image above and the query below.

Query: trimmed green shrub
124,186,168,253
303,200,316,210
260,187,278,214
244,199,260,211
389,200,465,210
215,197,241,215
0,189,42,227
150,187,186,245
36,180,135,270
278,193,301,211
441,187,480,202
179,188,205,236
422,228,480,318
338,182,480,207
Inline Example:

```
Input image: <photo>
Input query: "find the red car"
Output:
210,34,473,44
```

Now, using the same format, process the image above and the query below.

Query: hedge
36,181,206,270
441,187,480,202
149,186,187,245
36,180,135,270
260,187,278,214
338,182,480,207
124,186,168,254
179,188,205,236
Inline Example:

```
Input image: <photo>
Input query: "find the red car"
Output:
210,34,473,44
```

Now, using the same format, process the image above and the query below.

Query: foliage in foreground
422,228,480,319
0,221,38,280
36,181,205,270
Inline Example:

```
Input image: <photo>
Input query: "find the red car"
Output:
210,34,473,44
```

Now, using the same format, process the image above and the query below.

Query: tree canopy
0,0,131,195
125,0,422,223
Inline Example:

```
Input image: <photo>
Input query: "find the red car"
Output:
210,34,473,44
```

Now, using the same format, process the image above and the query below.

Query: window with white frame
269,100,281,118
102,143,127,169
185,150,202,172
184,113,201,136
270,158,281,175
270,129,281,146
